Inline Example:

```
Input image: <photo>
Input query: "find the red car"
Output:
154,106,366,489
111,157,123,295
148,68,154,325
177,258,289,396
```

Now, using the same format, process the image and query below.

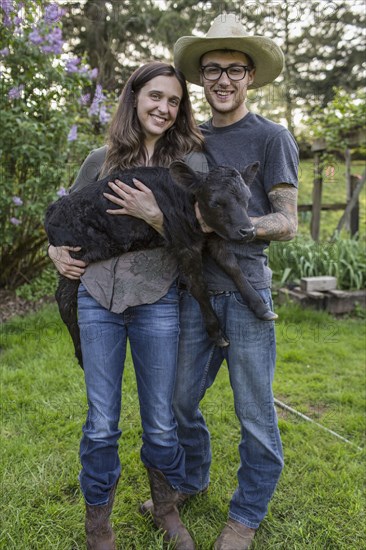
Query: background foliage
61,0,366,132
308,87,366,156
0,0,109,288
270,236,366,290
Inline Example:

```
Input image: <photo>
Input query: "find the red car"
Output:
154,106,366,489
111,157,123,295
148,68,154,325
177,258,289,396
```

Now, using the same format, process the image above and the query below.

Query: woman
48,62,204,550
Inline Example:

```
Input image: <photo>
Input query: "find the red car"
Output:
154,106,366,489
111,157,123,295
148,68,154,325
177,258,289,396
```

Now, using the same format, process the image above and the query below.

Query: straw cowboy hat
174,13,284,89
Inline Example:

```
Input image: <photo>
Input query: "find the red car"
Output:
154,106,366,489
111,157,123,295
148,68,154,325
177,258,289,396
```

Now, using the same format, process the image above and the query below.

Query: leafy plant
270,236,366,290
307,87,366,160
15,266,58,301
0,0,110,289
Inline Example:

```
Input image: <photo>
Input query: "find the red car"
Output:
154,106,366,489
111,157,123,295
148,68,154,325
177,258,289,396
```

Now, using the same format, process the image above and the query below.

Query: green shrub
15,266,58,302
270,236,366,290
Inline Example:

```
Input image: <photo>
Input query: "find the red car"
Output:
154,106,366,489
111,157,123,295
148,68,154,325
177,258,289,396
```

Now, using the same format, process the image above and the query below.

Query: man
170,13,299,550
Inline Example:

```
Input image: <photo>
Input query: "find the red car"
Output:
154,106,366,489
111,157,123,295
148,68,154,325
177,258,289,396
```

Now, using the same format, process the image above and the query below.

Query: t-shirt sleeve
70,146,107,193
183,151,209,174
263,129,299,193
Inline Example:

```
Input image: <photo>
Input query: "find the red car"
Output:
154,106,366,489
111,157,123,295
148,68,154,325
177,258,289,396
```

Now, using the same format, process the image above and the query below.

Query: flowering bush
0,0,112,288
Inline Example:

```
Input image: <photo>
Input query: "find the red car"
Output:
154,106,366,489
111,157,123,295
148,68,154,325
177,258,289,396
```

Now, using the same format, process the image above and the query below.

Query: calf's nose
239,227,256,240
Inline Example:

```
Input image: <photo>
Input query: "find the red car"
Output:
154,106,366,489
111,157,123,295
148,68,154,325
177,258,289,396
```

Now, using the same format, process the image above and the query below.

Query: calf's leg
56,277,83,367
176,248,230,347
206,238,278,321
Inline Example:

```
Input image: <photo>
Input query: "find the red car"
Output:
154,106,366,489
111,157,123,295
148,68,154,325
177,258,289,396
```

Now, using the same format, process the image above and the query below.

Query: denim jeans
173,289,284,529
77,283,185,505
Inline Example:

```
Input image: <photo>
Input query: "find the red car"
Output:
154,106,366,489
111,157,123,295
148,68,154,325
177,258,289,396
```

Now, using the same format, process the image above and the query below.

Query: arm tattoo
253,184,298,241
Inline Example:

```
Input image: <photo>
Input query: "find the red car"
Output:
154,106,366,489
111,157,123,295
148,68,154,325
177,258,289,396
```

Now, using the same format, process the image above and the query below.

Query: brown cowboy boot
140,486,208,516
147,467,196,550
85,481,118,550
214,519,256,550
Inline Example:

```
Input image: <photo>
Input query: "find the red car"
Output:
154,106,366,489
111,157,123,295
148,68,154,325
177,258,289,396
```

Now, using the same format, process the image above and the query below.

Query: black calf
45,160,277,367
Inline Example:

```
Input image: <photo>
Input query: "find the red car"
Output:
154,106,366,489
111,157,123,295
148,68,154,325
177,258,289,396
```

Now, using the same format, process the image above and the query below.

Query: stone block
300,276,337,292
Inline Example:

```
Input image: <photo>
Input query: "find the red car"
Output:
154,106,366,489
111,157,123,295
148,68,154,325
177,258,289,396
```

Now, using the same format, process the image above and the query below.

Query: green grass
1,303,365,549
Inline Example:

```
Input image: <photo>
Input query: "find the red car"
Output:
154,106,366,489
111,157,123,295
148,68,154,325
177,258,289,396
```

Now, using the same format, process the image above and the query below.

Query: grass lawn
1,302,365,549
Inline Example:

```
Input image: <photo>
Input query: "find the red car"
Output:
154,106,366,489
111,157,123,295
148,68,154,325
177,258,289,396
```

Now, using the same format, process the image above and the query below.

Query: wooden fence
300,128,365,241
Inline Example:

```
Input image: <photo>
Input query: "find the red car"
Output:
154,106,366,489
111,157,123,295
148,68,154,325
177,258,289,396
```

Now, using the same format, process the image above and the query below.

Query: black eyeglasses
201,65,253,81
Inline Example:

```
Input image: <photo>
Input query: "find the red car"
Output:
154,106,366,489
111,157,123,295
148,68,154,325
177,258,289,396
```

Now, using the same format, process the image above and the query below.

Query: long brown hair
102,62,203,174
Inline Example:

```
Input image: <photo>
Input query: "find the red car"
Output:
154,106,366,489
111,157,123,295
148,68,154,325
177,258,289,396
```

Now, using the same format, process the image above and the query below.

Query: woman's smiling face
136,75,183,143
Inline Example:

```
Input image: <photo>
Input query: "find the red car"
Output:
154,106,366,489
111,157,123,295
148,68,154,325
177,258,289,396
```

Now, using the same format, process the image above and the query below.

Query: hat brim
174,36,284,88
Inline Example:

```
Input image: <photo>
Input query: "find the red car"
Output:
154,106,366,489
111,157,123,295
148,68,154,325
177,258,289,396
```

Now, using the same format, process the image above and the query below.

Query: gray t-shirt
71,146,208,312
200,112,299,290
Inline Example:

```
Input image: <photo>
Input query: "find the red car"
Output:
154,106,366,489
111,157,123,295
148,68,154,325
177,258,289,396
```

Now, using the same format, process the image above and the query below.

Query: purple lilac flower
89,68,98,80
67,124,77,142
57,187,68,197
12,196,23,206
44,3,66,24
65,57,80,73
78,92,91,105
0,47,10,56
93,84,105,103
42,43,62,54
10,217,21,226
1,0,13,23
41,27,64,55
89,99,100,116
99,104,111,124
0,0,14,14
89,84,106,116
29,29,44,45
8,84,24,99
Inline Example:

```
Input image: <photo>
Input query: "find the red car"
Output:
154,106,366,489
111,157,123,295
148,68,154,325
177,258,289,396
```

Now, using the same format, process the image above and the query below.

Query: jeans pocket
232,288,272,309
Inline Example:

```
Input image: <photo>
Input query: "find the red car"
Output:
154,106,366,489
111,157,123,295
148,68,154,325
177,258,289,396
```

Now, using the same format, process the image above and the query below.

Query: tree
0,0,111,288
280,0,366,129
62,0,168,91
61,1,365,132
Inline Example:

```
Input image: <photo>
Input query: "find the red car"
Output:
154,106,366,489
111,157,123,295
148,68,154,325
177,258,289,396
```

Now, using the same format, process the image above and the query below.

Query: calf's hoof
260,310,278,321
216,334,230,347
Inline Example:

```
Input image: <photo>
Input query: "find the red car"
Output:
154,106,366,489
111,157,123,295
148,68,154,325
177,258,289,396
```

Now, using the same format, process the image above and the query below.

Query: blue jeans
77,283,185,505
173,289,284,529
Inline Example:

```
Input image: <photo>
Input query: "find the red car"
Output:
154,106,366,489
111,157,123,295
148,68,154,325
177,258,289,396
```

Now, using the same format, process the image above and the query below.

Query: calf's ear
240,161,260,187
169,160,204,194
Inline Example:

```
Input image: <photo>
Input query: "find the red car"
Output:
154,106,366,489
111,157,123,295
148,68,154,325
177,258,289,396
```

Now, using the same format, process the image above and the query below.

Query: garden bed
278,286,366,314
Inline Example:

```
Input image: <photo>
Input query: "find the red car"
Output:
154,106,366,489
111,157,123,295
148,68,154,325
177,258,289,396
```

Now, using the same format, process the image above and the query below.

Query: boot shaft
146,468,196,550
85,480,118,550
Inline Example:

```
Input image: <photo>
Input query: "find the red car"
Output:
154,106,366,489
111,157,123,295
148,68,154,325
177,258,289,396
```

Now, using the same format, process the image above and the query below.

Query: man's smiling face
200,50,255,125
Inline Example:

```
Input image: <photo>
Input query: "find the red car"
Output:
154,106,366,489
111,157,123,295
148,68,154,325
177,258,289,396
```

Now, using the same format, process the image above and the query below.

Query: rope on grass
274,398,363,452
